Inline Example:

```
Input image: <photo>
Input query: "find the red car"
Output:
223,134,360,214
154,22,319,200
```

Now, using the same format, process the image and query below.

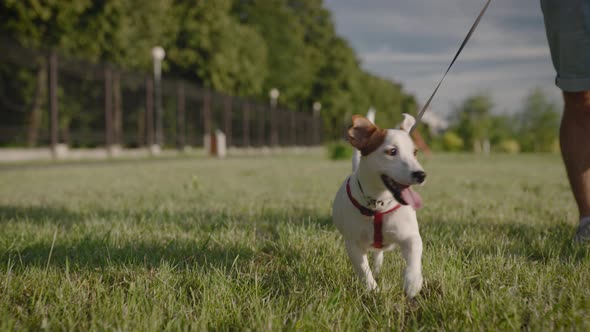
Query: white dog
332,112,426,297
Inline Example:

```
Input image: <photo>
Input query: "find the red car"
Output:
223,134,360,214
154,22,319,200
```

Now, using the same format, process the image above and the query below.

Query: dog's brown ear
347,115,386,155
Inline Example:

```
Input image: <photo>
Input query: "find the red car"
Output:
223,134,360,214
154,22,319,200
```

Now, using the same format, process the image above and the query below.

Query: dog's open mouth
381,174,423,209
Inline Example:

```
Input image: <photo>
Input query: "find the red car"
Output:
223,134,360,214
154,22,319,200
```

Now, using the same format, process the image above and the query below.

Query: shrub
327,141,354,160
497,139,520,154
441,131,464,151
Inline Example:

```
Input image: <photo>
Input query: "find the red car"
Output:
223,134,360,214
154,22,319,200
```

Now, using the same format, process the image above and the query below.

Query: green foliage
0,59,47,138
0,0,176,68
441,131,464,151
488,114,515,146
516,88,560,152
326,140,354,160
233,0,312,106
497,139,520,154
440,89,561,154
169,0,267,97
450,94,493,151
358,73,416,131
0,0,416,143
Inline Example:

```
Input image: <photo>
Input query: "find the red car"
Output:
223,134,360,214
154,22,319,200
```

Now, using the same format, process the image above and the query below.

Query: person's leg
561,91,590,240
542,0,590,239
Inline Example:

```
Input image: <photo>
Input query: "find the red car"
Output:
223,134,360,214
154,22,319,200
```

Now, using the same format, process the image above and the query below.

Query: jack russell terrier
332,112,426,297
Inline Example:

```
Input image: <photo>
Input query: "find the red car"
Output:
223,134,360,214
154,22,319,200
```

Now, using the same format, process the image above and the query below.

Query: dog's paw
365,279,379,292
403,270,423,298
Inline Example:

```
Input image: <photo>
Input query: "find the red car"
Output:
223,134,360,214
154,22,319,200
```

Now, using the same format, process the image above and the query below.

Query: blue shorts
541,0,590,91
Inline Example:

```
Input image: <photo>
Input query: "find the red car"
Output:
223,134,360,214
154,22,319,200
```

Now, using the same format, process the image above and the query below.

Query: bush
441,131,464,151
497,139,520,154
327,141,354,160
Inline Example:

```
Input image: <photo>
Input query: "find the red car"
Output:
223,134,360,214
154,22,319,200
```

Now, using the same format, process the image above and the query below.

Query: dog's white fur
332,113,425,297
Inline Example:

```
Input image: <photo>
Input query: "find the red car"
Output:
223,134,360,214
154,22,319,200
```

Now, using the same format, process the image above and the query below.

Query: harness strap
346,177,374,216
346,177,401,248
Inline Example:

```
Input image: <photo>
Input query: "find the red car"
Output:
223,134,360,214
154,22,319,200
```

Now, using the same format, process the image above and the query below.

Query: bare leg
561,91,590,219
372,250,384,279
400,236,423,298
345,241,377,291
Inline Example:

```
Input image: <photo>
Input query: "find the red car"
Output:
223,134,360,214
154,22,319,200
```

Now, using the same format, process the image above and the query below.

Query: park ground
0,151,589,330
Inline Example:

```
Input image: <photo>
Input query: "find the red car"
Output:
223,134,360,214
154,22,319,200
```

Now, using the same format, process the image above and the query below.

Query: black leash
410,0,492,134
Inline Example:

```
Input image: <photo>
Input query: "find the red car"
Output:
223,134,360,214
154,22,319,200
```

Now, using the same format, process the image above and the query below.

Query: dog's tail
352,107,376,172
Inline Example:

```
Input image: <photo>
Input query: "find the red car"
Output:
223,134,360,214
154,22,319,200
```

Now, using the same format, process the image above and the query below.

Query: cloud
365,59,561,116
361,46,549,64
323,0,562,116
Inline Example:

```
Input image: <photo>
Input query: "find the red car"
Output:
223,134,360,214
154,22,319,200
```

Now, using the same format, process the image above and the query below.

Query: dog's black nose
412,171,426,183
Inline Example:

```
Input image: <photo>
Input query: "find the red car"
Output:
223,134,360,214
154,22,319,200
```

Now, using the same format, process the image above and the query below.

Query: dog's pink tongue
401,187,423,210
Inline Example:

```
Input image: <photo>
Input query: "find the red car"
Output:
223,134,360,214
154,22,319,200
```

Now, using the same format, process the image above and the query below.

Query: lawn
0,152,588,331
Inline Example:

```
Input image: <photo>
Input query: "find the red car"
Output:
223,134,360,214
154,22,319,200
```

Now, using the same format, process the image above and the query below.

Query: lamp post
269,88,279,146
313,101,321,145
151,46,165,151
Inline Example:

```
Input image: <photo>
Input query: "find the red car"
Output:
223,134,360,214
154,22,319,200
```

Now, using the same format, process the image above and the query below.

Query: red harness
346,177,401,249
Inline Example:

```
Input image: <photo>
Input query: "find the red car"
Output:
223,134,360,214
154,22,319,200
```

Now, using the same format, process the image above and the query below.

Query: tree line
0,0,416,144
425,88,561,153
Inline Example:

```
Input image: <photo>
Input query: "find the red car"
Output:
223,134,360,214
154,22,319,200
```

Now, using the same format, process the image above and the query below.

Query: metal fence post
104,66,113,153
154,72,163,148
297,113,303,146
202,89,212,153
313,113,320,145
270,105,278,146
289,111,297,146
176,81,185,150
112,71,122,147
48,51,59,157
223,96,232,147
308,115,314,146
145,77,154,148
300,114,306,146
203,89,211,137
242,102,250,147
310,114,315,146
257,106,265,146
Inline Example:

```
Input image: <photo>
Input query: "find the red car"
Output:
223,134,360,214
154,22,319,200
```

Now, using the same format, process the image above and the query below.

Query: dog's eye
414,149,418,156
386,147,398,156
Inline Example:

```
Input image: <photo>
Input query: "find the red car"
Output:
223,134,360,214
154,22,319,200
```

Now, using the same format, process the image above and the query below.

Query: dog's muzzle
380,174,423,209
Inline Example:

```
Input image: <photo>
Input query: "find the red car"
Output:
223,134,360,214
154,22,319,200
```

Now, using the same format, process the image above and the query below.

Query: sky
323,0,562,118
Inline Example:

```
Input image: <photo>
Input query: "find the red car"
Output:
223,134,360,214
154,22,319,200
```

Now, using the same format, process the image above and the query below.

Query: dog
332,112,426,297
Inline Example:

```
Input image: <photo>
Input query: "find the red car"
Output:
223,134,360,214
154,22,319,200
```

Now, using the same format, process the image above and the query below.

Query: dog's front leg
400,235,423,298
372,250,384,279
345,241,377,291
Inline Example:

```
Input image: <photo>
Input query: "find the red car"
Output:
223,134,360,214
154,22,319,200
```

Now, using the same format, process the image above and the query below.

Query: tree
311,36,364,138
447,94,540,153
359,72,416,129
233,0,416,137
168,0,267,97
0,0,418,144
232,0,311,106
516,88,560,152
450,94,494,151
0,0,178,145
0,0,177,67
488,113,516,146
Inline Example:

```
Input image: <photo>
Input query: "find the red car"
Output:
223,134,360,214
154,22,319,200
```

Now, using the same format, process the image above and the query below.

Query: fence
0,39,322,153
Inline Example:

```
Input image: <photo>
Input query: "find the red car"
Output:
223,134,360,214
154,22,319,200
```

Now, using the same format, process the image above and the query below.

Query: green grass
0,152,589,331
